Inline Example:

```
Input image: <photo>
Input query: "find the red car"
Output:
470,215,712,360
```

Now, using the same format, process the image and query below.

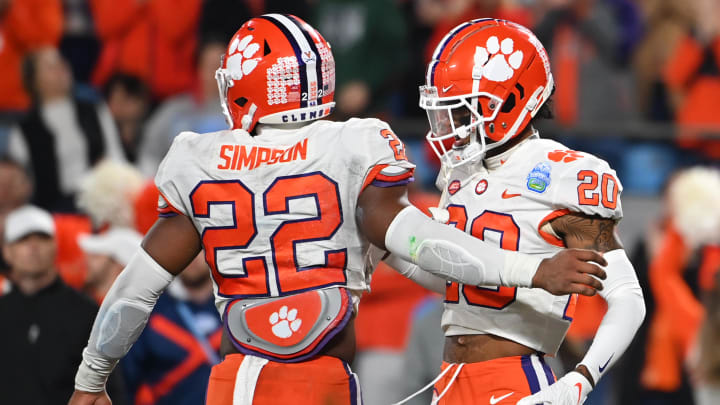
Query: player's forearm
75,248,173,392
577,249,645,385
385,206,541,288
383,253,446,294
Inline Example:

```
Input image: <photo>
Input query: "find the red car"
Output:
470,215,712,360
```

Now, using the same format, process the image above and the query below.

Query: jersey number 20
444,206,518,309
190,172,346,298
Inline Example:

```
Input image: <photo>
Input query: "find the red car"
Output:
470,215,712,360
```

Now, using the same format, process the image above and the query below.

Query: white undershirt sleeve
383,254,447,294
577,249,646,384
75,248,173,392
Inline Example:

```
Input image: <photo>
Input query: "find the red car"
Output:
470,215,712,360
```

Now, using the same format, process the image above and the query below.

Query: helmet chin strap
461,141,482,162
450,125,483,165
240,103,258,131
462,94,485,164
465,124,486,163
446,97,486,167
215,67,234,129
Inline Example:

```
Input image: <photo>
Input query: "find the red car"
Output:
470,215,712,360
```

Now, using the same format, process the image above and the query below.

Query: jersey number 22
190,172,346,298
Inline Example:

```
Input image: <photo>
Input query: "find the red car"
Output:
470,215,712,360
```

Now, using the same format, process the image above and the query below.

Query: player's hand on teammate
516,371,592,405
532,249,607,296
67,390,112,405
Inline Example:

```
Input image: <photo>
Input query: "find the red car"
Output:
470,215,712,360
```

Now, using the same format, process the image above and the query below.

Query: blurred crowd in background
0,0,719,404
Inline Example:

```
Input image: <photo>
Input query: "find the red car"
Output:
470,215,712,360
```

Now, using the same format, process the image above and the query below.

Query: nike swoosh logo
501,190,521,199
599,353,614,373
489,392,514,404
574,382,582,404
442,84,454,93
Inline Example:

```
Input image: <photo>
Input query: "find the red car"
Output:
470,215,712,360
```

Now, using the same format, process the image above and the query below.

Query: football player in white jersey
68,15,610,405
403,19,645,405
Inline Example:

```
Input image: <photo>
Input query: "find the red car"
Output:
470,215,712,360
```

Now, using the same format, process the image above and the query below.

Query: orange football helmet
215,14,335,132
420,19,554,167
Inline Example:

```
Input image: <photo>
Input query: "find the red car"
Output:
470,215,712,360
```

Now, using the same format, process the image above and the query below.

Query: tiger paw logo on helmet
216,14,336,132
226,35,262,80
473,36,524,82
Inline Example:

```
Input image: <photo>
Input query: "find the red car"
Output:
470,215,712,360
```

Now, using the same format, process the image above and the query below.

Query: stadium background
0,0,718,404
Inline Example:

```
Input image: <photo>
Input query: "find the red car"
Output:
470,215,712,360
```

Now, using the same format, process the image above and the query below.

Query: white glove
516,371,592,405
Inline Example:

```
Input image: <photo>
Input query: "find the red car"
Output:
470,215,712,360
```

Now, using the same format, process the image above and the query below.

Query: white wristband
503,248,542,288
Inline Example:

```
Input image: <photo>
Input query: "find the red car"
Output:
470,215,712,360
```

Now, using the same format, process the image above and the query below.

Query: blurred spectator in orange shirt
78,227,142,303
89,0,202,101
534,0,637,127
633,0,693,122
663,0,720,159
0,0,63,112
642,168,720,403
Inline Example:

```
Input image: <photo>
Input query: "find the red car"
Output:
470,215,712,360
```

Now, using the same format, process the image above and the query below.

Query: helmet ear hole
263,39,271,56
501,93,516,113
235,97,248,107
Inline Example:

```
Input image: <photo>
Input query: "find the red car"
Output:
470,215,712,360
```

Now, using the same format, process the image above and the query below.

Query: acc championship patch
527,162,551,193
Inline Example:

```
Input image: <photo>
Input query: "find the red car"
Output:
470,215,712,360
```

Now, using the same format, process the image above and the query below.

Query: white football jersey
438,136,622,355
154,118,414,314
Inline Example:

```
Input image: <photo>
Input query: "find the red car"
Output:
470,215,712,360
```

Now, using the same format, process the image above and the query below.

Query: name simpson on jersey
217,138,308,171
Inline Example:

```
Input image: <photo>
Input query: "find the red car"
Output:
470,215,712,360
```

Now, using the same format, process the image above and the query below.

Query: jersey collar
484,129,539,171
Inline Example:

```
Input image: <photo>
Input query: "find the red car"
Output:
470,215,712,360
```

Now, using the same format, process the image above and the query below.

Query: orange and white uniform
75,14,420,405
154,117,413,404
433,136,622,404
